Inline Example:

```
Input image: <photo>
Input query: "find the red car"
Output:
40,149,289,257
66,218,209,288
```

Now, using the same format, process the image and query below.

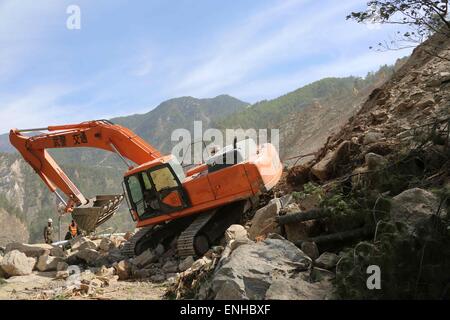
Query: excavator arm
9,120,161,212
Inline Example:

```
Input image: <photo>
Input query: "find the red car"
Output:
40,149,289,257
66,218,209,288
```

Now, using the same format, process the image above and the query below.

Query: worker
44,218,54,244
65,219,80,240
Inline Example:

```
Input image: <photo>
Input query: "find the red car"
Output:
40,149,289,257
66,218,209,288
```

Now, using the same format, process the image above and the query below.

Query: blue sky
0,0,413,134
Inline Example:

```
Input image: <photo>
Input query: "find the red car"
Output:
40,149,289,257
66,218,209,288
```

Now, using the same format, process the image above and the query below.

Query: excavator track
177,211,216,258
121,226,153,257
122,200,255,258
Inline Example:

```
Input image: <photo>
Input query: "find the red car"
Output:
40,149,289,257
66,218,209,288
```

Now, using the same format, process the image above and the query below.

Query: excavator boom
9,120,162,232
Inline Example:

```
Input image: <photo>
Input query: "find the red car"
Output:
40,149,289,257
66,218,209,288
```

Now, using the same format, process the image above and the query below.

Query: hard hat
48,218,53,223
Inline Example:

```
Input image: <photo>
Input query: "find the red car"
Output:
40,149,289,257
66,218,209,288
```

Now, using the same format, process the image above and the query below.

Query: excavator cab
123,156,190,221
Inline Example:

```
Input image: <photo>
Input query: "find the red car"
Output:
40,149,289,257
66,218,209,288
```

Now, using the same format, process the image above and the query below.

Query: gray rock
363,132,384,145
191,257,213,272
133,269,152,279
132,249,157,268
225,225,248,244
265,276,332,300
211,239,312,300
162,260,178,273
365,152,387,170
50,246,66,258
114,260,131,280
55,270,69,279
315,252,338,270
301,242,320,260
5,243,52,258
105,248,125,264
154,244,165,256
248,199,281,240
70,236,97,251
179,256,195,272
391,188,446,234
150,274,166,282
75,248,101,265
0,250,36,277
98,238,114,251
311,141,352,180
57,261,69,271
36,254,64,272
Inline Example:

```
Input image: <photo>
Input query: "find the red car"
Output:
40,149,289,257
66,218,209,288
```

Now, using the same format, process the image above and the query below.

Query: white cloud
161,0,414,102
168,0,366,98
230,49,412,100
0,85,91,133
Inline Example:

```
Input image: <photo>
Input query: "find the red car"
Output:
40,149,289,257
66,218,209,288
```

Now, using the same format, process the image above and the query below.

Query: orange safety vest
69,224,78,237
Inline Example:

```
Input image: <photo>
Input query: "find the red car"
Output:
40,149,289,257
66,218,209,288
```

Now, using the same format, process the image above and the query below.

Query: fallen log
294,227,373,247
276,208,331,225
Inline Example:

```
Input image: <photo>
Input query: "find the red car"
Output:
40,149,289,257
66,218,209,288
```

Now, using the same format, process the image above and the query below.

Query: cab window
150,166,179,191
142,172,153,190
127,175,145,215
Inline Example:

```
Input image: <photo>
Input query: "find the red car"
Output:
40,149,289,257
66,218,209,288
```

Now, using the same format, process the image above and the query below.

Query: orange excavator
10,120,282,257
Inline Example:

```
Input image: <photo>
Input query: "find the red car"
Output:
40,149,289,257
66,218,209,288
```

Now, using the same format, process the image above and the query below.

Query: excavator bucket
72,194,124,233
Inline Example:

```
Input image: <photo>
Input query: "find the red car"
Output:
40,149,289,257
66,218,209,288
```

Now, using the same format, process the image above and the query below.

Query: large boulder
315,252,338,270
363,131,384,145
5,243,52,258
300,242,320,260
248,199,281,240
179,256,195,272
211,239,312,300
0,250,36,277
265,276,332,300
50,246,67,258
224,225,248,244
131,249,157,268
70,237,97,251
311,141,352,181
114,260,131,280
36,254,65,272
162,260,178,273
75,248,101,265
390,188,446,234
98,238,114,252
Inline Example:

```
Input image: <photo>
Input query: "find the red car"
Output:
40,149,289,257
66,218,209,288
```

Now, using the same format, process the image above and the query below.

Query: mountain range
0,60,406,243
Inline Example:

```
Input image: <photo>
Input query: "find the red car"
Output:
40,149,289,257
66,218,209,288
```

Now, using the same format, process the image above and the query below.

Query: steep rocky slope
281,32,450,299
0,208,29,246
290,33,449,184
